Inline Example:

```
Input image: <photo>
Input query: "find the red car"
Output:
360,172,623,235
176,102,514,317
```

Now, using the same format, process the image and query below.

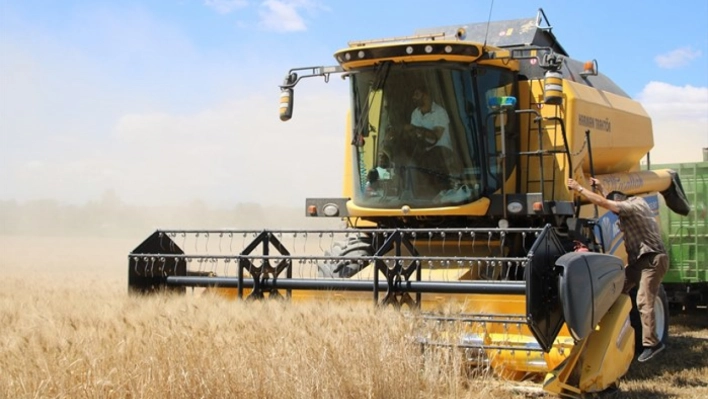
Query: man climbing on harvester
568,177,668,362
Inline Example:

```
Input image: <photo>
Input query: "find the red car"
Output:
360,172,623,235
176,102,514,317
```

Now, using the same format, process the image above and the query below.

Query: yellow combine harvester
129,9,690,397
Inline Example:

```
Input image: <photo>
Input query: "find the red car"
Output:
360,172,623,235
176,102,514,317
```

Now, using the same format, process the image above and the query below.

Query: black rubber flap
661,170,691,216
525,225,566,352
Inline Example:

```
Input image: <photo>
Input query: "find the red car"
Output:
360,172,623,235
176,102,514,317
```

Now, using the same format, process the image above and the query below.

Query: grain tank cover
414,11,568,55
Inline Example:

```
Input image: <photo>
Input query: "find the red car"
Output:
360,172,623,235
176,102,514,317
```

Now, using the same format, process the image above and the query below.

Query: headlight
507,201,524,214
322,203,339,217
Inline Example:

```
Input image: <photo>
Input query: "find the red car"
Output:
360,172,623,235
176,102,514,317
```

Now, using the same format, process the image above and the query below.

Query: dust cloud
0,193,341,286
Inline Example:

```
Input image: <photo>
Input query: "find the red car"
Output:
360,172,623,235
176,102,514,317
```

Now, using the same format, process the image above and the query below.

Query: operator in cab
404,86,452,151
403,85,453,197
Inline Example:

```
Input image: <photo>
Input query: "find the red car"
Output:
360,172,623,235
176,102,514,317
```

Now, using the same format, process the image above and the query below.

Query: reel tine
487,231,493,255
515,261,522,280
170,232,178,252
441,231,446,254
500,230,506,255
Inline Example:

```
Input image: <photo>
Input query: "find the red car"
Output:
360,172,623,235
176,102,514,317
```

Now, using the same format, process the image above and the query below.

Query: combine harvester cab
130,8,690,397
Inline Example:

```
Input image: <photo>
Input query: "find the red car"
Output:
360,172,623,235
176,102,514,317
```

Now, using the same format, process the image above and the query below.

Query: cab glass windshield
351,64,516,208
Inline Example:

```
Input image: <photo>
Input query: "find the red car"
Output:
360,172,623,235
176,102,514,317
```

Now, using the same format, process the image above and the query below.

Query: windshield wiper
352,62,391,146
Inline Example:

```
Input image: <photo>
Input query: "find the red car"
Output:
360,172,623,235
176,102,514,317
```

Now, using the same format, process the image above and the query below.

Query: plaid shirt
617,196,666,262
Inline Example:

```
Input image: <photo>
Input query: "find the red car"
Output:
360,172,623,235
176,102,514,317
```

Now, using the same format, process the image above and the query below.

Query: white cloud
110,88,348,206
3,86,349,207
201,0,327,33
0,4,346,207
638,81,708,164
5,83,347,207
258,0,312,32
203,0,249,14
654,47,702,69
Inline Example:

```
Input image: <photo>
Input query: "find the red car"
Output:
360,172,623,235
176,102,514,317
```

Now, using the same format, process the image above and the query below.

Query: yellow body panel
486,333,575,374
588,170,673,196
335,41,523,71
340,54,482,70
578,295,634,392
519,78,666,203
346,196,491,217
543,295,634,395
342,111,354,199
564,80,653,175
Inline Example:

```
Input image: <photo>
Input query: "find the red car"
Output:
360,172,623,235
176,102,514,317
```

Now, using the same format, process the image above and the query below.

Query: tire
317,238,373,278
629,284,669,354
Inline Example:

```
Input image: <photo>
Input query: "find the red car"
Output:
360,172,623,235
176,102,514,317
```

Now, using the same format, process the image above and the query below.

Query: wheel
317,237,373,278
654,285,669,342
629,284,669,354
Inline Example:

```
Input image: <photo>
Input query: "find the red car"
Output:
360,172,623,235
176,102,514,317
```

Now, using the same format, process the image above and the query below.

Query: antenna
482,0,495,48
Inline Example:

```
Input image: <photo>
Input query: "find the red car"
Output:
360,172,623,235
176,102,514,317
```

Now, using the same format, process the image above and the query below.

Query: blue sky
1,0,707,207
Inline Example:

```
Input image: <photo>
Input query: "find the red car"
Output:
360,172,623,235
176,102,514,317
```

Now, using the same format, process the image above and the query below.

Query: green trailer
651,149,708,311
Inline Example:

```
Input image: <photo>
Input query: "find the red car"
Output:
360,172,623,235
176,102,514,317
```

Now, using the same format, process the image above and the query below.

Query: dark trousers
623,253,669,347
415,146,452,197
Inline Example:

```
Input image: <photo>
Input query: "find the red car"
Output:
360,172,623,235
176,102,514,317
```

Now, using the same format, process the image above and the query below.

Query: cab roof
414,14,568,56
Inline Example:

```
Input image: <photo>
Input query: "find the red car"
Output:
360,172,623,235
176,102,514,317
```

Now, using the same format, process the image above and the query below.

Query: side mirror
279,73,297,122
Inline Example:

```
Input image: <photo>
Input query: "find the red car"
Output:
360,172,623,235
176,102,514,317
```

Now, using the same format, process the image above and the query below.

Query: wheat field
1,235,706,399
